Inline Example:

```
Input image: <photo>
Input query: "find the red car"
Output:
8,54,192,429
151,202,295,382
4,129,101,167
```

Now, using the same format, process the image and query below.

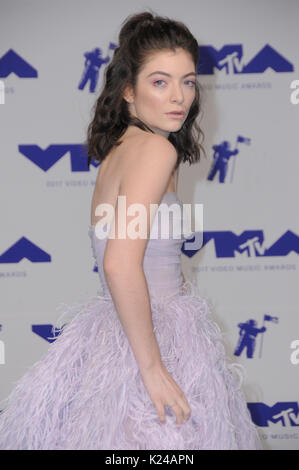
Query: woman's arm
103,135,178,373
104,262,161,371
103,135,191,425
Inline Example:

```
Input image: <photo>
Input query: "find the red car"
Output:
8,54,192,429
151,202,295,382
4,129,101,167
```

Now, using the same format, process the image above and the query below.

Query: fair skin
90,48,195,425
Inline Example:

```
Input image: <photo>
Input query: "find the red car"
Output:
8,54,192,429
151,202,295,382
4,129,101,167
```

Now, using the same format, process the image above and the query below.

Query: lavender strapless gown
0,192,262,450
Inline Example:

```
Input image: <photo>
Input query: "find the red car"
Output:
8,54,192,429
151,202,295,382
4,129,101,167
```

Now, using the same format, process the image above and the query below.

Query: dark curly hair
85,10,206,169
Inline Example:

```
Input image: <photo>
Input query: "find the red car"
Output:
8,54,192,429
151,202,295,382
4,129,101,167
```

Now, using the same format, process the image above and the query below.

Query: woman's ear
123,84,134,103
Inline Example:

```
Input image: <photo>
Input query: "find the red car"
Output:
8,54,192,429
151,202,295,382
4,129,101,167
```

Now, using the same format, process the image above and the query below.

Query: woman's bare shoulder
117,132,177,199
122,130,177,163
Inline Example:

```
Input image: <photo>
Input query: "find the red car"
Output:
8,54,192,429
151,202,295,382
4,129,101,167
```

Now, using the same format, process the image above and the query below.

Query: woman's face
123,48,196,138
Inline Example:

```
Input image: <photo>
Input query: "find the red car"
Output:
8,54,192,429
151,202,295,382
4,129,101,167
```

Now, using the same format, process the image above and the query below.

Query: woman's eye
185,80,196,87
153,80,165,86
153,80,195,87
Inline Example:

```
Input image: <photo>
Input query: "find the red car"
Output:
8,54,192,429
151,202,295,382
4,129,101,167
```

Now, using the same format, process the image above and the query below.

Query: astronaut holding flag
78,42,117,93
207,135,251,183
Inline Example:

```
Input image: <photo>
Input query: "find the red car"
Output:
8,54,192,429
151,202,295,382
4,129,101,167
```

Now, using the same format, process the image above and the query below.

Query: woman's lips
166,112,185,119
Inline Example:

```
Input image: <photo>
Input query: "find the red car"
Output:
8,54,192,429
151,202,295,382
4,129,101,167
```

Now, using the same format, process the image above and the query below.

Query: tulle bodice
88,192,190,300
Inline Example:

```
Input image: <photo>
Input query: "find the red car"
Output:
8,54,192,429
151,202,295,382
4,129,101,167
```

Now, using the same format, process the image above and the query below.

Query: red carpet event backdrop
0,0,298,450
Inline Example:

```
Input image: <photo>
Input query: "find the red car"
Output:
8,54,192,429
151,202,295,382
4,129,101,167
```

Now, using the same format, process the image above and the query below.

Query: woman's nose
170,84,184,103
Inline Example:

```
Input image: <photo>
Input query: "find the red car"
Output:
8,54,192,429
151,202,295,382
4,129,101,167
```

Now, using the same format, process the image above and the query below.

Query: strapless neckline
89,191,179,230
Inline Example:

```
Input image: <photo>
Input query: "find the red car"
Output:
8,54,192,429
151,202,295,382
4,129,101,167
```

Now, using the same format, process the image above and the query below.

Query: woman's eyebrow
146,71,196,78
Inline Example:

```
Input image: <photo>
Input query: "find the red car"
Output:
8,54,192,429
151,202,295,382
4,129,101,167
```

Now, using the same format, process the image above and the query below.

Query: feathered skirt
0,280,262,450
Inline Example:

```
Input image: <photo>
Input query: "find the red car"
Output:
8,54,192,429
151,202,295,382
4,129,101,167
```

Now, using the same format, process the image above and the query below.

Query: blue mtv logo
182,230,299,258
0,49,38,78
198,44,294,75
32,324,64,343
0,237,51,263
248,402,299,427
19,144,100,171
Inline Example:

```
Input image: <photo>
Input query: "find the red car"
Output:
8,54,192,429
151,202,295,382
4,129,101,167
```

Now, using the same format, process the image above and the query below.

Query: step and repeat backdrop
0,0,298,450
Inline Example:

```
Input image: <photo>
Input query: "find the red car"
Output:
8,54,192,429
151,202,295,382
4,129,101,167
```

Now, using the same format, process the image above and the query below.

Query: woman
0,11,262,450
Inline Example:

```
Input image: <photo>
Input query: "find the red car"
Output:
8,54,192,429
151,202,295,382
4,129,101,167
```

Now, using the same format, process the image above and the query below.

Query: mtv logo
182,229,299,258
0,49,38,78
197,44,294,75
32,324,65,343
19,144,99,172
248,402,299,427
0,237,51,263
